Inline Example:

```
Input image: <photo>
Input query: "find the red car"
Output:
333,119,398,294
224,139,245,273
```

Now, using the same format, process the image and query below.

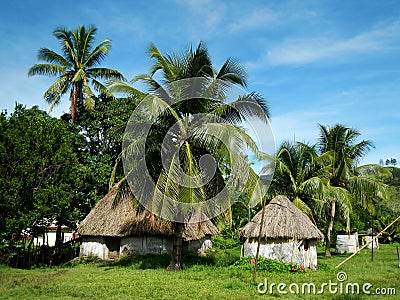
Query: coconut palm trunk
325,199,336,258
167,222,184,271
70,84,78,122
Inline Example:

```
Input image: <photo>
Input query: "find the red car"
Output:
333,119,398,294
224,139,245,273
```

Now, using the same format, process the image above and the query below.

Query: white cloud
175,0,227,32
228,8,280,32
266,20,400,65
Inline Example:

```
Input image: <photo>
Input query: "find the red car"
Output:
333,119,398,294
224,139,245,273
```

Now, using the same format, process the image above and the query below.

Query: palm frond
184,41,213,78
246,167,267,208
347,176,387,209
231,92,270,121
152,151,181,218
210,92,270,125
72,68,86,82
53,27,78,67
36,48,71,67
88,67,125,81
299,176,326,198
354,164,392,178
216,57,247,87
137,94,181,123
132,73,162,92
28,64,66,77
324,185,353,231
349,140,374,165
147,43,176,81
293,196,314,220
178,141,207,203
192,122,260,158
91,79,110,97
43,77,71,110
84,39,112,67
107,79,147,98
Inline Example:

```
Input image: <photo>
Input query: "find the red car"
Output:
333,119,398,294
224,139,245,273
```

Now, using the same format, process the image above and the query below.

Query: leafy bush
0,239,24,266
206,247,241,267
66,253,102,266
229,256,305,273
212,227,241,249
211,235,238,249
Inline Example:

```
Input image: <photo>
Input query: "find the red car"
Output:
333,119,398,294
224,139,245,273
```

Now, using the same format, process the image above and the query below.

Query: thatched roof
78,182,219,242
240,195,324,240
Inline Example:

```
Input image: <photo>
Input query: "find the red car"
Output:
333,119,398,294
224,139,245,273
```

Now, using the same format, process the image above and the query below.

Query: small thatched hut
240,195,324,270
78,183,219,260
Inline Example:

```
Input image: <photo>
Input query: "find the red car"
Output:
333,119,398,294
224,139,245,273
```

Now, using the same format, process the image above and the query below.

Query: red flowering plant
290,265,307,273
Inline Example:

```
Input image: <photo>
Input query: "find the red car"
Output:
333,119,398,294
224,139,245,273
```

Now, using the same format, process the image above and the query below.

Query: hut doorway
106,237,120,259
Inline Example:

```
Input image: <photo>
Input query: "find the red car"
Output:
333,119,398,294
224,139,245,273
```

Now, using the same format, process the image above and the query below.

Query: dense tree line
0,105,86,265
0,96,135,266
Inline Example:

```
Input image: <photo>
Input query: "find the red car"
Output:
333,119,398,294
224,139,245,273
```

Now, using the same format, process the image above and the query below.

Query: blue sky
1,0,399,165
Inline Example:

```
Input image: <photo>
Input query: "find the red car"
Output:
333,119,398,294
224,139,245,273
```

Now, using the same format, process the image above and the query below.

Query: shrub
66,253,102,266
229,256,305,273
211,227,241,249
211,235,238,249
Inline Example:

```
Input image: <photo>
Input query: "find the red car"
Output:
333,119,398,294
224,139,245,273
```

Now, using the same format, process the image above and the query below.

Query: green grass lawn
1,244,399,299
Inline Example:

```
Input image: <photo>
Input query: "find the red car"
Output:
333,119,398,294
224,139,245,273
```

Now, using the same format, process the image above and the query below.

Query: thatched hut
240,195,324,270
78,183,219,259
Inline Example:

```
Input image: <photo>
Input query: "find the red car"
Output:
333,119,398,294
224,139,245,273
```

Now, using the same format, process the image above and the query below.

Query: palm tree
109,42,270,270
318,124,387,257
269,141,328,219
28,25,124,122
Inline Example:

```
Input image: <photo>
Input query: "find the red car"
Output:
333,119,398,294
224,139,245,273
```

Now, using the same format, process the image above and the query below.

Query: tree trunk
54,224,63,265
70,85,77,122
27,235,34,267
167,222,184,271
325,200,336,258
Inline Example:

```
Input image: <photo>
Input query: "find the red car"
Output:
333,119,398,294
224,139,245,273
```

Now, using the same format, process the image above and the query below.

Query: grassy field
0,243,399,299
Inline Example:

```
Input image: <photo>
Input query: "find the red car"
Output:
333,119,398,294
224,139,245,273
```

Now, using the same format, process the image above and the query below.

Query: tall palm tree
28,25,124,122
318,124,387,257
109,42,270,270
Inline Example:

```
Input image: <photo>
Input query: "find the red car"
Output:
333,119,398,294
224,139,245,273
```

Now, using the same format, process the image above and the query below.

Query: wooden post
336,215,400,269
252,177,270,283
371,231,374,261
253,198,266,283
